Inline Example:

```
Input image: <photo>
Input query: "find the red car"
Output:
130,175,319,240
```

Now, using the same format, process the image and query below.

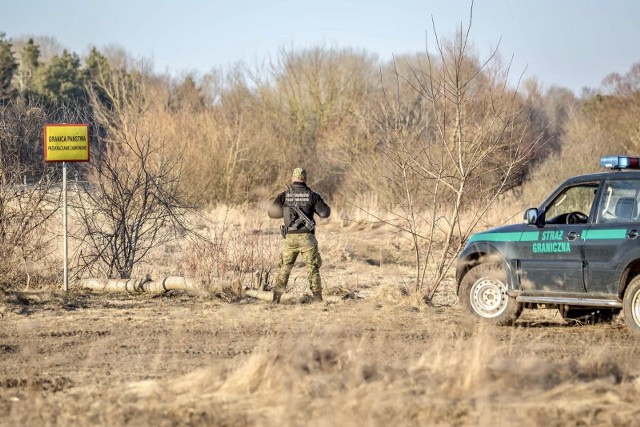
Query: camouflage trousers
274,233,322,294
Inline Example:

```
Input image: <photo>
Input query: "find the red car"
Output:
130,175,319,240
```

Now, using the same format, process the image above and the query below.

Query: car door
516,181,600,293
584,178,640,294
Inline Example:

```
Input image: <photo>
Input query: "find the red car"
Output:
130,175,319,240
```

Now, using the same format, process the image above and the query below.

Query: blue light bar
600,156,640,170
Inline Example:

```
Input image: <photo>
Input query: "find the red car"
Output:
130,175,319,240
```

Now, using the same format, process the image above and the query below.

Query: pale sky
2,0,639,94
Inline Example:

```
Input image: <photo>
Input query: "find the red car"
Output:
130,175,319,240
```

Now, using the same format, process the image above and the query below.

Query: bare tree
72,70,192,279
367,6,539,302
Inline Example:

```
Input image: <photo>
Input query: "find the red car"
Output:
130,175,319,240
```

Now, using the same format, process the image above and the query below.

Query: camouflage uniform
268,168,331,302
275,233,322,296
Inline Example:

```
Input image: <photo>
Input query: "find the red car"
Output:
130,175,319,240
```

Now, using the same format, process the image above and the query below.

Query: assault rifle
280,185,315,238
290,205,315,233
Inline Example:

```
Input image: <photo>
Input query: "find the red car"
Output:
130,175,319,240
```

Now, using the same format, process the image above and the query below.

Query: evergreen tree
33,49,85,104
16,38,40,95
0,32,18,103
83,47,111,104
84,47,109,82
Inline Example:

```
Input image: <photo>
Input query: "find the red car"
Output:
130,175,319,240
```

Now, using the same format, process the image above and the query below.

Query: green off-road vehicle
456,156,640,334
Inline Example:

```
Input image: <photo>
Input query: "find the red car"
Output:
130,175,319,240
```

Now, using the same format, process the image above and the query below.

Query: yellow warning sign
44,124,90,162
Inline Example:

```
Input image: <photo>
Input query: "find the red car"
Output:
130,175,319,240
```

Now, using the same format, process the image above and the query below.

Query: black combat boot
272,291,282,303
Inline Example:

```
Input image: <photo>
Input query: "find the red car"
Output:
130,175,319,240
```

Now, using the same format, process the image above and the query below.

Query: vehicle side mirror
524,208,539,225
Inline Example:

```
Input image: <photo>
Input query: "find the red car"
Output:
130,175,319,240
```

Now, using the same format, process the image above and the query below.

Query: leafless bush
183,216,280,300
360,7,540,301
0,100,80,288
71,70,193,280
0,182,60,288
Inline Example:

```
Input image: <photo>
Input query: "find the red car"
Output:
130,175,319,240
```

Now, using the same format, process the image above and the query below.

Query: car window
597,180,640,223
545,183,599,224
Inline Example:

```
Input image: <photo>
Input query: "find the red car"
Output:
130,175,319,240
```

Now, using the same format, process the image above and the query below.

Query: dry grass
3,207,640,426
3,291,639,426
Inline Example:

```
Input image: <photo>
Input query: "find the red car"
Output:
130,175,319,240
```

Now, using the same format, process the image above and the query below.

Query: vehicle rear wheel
623,275,640,335
459,262,523,326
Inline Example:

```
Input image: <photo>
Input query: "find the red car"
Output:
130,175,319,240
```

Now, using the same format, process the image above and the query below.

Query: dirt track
2,281,640,426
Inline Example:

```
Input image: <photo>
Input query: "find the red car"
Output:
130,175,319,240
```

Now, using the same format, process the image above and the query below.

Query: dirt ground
2,223,640,426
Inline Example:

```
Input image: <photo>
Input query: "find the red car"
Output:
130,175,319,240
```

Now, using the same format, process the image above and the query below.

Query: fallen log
82,278,342,302
82,276,197,293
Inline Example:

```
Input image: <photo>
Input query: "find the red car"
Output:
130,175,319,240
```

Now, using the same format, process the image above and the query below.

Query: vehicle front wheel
623,275,640,335
459,262,523,326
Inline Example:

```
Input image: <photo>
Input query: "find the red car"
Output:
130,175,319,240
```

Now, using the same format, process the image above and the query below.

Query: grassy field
2,212,640,426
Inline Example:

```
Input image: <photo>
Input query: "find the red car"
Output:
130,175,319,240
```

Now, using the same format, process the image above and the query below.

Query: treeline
0,32,534,207
520,64,640,203
1,32,639,208
0,34,108,106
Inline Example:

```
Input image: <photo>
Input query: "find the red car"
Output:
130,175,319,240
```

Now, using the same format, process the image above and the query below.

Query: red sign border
44,123,90,163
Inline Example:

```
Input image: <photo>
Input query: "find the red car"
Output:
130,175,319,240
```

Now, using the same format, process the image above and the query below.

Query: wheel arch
456,245,510,295
620,259,640,298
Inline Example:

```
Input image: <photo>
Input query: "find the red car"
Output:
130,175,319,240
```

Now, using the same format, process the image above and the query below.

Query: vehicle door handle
567,232,580,241
628,230,639,240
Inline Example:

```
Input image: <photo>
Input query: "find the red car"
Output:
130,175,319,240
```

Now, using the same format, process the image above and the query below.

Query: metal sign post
62,161,68,292
44,123,90,292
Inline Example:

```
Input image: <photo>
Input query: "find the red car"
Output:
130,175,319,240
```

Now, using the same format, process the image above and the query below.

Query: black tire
623,275,640,335
459,262,523,326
